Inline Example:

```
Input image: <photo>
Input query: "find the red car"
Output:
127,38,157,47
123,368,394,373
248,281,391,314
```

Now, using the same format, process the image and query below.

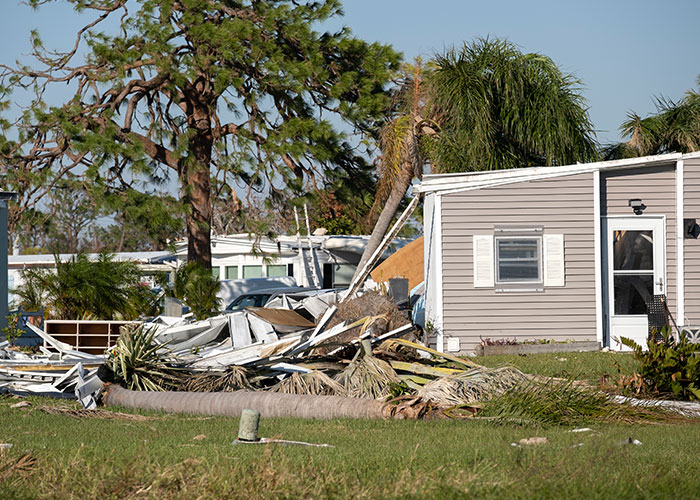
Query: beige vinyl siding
683,159,700,327
601,165,677,314
440,173,596,352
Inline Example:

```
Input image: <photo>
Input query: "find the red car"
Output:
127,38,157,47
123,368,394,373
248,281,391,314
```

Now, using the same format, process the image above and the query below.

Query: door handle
656,277,664,292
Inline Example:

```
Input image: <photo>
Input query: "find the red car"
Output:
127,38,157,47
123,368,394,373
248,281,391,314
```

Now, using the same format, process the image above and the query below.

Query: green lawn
1,352,698,500
473,351,639,385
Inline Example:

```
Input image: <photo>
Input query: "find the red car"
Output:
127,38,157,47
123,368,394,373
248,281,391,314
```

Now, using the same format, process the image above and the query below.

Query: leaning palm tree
355,38,598,276
604,76,700,159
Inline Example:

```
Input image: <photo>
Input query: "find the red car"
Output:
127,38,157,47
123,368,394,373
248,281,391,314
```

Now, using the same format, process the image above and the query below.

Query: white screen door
603,217,665,350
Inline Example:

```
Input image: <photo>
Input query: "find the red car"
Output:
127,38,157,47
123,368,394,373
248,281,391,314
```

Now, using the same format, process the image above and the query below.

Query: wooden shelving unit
44,320,137,355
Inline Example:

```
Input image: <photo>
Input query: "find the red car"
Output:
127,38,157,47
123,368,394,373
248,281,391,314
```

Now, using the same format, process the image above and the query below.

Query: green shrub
14,253,158,320
161,262,221,320
3,313,24,345
621,326,700,401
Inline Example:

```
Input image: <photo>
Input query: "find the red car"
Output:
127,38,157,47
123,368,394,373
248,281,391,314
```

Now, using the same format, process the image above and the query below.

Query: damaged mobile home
418,151,700,354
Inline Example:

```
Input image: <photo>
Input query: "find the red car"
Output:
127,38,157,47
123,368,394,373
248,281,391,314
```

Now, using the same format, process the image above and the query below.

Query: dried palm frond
271,371,347,396
37,405,159,421
335,356,400,400
417,366,528,407
478,378,685,426
179,366,252,392
0,453,36,481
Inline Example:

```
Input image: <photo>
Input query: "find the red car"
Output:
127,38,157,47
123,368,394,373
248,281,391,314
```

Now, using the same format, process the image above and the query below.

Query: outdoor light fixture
628,198,646,215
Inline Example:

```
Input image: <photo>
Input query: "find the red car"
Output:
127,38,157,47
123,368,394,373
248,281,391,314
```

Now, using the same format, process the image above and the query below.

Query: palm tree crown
426,38,598,172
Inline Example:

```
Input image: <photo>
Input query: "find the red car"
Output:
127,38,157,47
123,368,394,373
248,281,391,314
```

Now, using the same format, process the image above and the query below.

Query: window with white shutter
473,229,565,290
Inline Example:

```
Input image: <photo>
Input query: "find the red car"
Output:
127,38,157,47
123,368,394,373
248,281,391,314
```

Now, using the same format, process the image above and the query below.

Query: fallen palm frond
37,405,159,421
477,378,686,426
389,360,465,378
109,325,184,392
179,366,252,392
0,453,36,482
271,371,347,396
382,395,443,420
379,338,482,369
335,355,400,399
417,366,529,407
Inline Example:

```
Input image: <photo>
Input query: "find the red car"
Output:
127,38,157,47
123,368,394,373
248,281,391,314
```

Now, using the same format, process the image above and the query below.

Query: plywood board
370,235,424,290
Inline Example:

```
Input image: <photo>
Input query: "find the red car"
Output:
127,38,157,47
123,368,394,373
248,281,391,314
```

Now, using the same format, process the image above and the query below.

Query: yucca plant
109,325,184,391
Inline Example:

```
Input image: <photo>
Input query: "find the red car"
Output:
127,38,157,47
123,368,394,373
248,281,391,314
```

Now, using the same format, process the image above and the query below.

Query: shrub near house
14,253,158,320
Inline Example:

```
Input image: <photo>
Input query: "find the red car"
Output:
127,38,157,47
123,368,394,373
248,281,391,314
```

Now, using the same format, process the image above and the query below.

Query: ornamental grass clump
109,325,184,391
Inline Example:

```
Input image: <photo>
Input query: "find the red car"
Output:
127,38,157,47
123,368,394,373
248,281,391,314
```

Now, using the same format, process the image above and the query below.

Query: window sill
495,286,544,293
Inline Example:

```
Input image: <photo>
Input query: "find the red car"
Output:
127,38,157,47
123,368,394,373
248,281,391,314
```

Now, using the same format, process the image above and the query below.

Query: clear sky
2,0,699,146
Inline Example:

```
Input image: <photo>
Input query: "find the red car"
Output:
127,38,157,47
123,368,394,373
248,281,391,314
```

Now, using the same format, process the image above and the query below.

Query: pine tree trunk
182,110,213,268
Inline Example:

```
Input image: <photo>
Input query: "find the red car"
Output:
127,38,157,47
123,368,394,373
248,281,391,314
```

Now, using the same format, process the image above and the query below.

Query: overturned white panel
248,315,278,343
229,312,253,348
169,318,228,353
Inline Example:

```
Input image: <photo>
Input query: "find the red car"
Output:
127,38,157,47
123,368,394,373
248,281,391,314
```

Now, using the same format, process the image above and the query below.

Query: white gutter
417,153,684,194
676,159,685,326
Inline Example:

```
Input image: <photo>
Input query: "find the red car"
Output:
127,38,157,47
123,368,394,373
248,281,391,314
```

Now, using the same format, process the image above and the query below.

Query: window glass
613,230,653,270
266,265,287,277
225,266,238,280
614,274,653,315
496,237,541,283
242,265,263,279
333,264,356,287
211,267,221,280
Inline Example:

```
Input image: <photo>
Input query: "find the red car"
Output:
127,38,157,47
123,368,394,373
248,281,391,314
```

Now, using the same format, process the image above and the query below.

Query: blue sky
2,0,699,146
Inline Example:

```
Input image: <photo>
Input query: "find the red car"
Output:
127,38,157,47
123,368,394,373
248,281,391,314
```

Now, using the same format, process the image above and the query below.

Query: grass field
473,351,640,385
1,352,698,500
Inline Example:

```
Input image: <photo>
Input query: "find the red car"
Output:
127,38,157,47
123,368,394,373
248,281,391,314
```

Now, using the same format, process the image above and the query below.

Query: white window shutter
543,234,565,287
473,235,494,288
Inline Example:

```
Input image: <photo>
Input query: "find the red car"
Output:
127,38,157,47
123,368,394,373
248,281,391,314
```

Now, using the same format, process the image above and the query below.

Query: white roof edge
417,152,685,193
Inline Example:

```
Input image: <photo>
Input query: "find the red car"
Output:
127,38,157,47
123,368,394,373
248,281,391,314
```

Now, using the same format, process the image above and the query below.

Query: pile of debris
1,285,528,419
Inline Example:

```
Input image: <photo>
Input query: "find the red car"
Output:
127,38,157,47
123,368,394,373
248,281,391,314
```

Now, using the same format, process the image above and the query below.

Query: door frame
601,215,666,349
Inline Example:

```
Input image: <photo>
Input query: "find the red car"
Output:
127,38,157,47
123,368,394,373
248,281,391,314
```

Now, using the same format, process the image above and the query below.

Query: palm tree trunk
103,384,388,419
355,160,415,275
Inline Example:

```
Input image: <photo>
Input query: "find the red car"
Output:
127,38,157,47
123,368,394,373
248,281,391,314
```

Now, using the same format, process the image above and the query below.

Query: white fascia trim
418,152,684,194
593,170,604,346
434,194,444,352
677,159,685,326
